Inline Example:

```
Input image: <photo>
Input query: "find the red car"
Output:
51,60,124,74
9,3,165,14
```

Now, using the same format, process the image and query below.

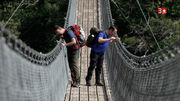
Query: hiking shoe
72,82,80,87
86,80,91,86
96,81,104,86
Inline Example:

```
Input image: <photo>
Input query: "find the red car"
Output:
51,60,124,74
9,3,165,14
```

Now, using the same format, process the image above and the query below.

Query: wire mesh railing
99,0,180,101
0,0,77,101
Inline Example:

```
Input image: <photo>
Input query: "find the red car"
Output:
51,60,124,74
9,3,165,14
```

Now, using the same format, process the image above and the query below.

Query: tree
0,0,69,53
110,0,180,56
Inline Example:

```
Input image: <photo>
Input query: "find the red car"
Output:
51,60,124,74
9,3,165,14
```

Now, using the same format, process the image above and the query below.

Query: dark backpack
86,27,104,48
67,25,86,50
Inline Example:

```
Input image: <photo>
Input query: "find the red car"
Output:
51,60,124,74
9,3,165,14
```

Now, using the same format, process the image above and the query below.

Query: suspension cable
111,0,131,24
136,0,161,50
4,0,25,27
111,0,150,53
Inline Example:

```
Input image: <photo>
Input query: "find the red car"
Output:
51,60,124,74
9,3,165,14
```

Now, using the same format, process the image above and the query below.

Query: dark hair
54,25,62,31
108,25,117,31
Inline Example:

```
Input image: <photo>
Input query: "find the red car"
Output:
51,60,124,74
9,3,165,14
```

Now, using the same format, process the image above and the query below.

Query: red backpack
66,25,86,50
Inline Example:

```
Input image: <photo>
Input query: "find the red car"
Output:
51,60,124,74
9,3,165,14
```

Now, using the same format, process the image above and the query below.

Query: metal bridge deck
65,0,112,101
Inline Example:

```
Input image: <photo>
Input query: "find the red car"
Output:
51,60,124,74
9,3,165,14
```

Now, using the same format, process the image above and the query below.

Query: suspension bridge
0,0,180,101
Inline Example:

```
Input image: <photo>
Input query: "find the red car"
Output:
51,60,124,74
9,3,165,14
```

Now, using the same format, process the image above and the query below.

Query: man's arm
62,38,76,46
110,37,120,43
62,30,76,47
98,37,116,43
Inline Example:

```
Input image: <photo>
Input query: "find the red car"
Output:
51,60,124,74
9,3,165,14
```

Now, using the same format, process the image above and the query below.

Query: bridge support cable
4,0,25,27
111,0,151,55
136,0,161,50
111,0,131,24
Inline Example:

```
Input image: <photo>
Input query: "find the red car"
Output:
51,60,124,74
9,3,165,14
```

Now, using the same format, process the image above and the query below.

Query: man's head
107,25,117,36
55,25,66,35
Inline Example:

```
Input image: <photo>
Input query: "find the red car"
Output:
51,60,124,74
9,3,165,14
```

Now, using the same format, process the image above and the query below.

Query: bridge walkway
65,0,112,101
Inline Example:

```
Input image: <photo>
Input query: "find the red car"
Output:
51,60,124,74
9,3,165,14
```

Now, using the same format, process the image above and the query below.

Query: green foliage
110,0,180,56
0,0,69,53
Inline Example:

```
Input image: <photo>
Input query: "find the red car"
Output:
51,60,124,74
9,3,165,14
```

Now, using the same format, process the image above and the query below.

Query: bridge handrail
99,0,180,70
100,1,180,101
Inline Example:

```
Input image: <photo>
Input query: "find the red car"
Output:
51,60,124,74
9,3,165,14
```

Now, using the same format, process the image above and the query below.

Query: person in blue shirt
86,26,120,86
55,25,80,87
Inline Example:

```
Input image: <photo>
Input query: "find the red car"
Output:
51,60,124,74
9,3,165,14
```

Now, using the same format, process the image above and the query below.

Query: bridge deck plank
65,0,112,101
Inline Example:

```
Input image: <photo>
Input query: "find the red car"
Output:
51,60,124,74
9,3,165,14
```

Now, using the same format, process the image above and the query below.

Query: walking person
55,25,81,87
86,26,119,86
